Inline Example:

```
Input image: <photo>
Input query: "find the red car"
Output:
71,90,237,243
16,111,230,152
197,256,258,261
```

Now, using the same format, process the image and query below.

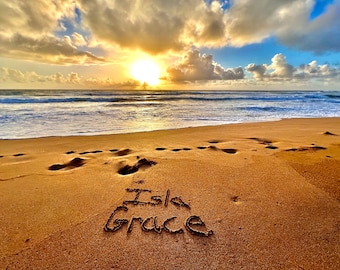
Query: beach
0,118,339,269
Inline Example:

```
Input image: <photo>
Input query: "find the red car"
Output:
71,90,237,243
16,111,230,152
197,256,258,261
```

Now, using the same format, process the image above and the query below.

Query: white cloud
1,0,339,66
0,34,105,65
268,54,295,79
167,49,244,82
0,67,141,89
72,32,87,47
0,67,81,85
246,53,340,81
0,0,75,36
84,77,140,89
0,0,105,65
79,0,229,54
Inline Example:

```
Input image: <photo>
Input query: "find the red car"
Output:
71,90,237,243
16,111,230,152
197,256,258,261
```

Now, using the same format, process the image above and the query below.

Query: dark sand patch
155,147,166,151
65,151,76,155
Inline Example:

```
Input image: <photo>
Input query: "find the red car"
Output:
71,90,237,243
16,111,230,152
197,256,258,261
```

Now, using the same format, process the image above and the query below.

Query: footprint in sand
265,145,278,150
79,151,90,155
248,137,273,145
118,158,157,175
155,147,166,151
222,148,238,154
48,157,86,171
208,140,222,144
248,138,279,150
231,196,241,203
68,149,104,156
13,153,26,157
115,149,132,156
324,131,337,136
285,146,327,152
230,196,243,206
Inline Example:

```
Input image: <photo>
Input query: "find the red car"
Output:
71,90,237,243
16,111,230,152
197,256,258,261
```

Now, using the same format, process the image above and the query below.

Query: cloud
295,61,340,80
80,0,229,54
0,0,75,36
277,2,340,53
84,77,140,89
72,32,87,47
0,34,105,65
269,54,295,79
244,64,266,80
224,0,312,46
246,53,340,81
226,0,340,53
1,0,339,66
0,67,83,85
80,0,340,54
0,0,105,64
167,49,244,82
0,67,141,89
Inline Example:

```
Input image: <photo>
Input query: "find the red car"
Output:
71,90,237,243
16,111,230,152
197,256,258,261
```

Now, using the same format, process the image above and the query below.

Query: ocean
0,90,339,139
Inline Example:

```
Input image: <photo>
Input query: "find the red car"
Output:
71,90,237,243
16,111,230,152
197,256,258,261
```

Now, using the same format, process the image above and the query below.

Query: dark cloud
245,64,266,80
276,2,340,53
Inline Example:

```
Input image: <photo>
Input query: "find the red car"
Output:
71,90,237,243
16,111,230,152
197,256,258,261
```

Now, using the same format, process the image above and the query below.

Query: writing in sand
104,188,213,237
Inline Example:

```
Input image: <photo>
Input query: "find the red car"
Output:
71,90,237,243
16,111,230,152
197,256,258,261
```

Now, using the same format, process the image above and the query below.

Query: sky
0,0,340,90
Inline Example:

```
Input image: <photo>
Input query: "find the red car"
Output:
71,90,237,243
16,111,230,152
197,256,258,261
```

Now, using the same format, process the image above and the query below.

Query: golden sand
0,118,339,269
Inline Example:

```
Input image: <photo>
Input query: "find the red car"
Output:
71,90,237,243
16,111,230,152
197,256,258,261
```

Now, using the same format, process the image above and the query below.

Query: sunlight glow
131,59,160,86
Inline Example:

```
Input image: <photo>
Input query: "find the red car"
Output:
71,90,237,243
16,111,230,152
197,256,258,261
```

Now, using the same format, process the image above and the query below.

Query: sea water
0,90,339,139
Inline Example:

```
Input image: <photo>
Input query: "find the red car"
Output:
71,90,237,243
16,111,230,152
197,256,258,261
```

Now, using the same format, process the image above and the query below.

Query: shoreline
1,117,339,269
1,116,340,141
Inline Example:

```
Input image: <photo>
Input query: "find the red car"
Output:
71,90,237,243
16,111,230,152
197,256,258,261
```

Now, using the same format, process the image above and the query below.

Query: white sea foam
0,90,339,139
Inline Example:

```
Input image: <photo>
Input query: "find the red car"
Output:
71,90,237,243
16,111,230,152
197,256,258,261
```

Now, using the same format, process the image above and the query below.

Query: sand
0,118,339,269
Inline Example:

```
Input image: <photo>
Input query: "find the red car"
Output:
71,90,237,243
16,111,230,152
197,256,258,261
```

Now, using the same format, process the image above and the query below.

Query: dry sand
0,118,339,269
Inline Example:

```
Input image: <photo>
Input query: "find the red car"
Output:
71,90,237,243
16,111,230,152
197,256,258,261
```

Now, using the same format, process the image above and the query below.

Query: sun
131,59,161,86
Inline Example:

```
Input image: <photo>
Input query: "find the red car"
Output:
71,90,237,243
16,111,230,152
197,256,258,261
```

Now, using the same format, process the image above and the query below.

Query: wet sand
0,118,339,269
